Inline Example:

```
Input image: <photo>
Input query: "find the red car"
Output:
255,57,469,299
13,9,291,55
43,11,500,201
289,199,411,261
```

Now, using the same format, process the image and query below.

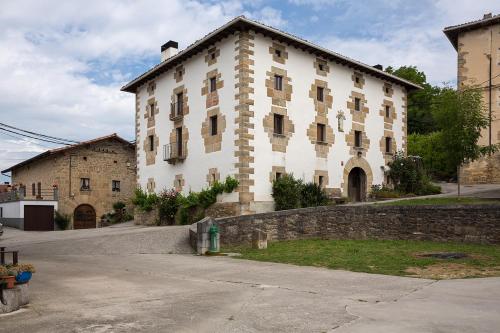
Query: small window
176,93,183,115
37,182,41,196
112,180,121,192
32,183,35,196
149,103,155,117
318,175,324,187
275,172,282,180
80,178,90,191
385,105,390,118
354,97,361,111
83,156,87,161
176,127,183,156
318,63,324,71
275,49,281,58
354,130,362,148
317,87,324,102
210,115,218,136
211,52,216,60
210,77,217,92
385,137,392,153
317,123,326,142
273,114,284,135
274,75,283,91
385,87,390,94
149,135,154,151
355,76,360,84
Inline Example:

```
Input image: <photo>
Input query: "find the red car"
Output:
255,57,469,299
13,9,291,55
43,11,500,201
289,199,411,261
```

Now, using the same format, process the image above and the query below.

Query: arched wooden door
348,167,367,202
73,204,96,229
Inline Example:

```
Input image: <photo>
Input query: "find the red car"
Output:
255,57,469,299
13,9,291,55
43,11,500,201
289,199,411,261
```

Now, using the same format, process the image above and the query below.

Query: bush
370,185,401,199
157,189,180,224
272,174,329,211
300,182,329,207
112,201,126,210
54,211,71,230
132,188,158,212
272,174,303,210
387,152,441,195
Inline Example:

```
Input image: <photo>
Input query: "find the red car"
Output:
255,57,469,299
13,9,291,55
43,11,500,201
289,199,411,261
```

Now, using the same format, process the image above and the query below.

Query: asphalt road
1,224,499,332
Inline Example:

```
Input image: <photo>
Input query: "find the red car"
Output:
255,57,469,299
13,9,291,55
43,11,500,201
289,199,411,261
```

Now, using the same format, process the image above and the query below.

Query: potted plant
13,264,35,284
0,265,16,289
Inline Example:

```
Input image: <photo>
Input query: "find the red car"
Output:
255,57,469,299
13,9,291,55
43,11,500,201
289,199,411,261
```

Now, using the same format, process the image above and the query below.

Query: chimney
373,64,383,70
161,40,178,62
483,13,492,19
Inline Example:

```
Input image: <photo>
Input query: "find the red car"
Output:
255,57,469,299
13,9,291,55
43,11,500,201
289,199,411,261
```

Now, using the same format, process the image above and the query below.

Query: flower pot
15,271,32,284
0,275,16,289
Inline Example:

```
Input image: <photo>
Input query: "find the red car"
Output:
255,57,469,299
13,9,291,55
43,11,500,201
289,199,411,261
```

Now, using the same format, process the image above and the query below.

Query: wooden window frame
354,130,362,148
317,123,326,143
112,180,121,192
274,75,283,91
385,137,392,154
210,115,218,136
317,87,324,102
210,77,217,93
80,178,90,191
354,97,361,112
273,114,284,135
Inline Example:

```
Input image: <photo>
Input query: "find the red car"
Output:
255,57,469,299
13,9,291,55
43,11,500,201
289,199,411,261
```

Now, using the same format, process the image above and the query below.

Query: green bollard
209,224,219,253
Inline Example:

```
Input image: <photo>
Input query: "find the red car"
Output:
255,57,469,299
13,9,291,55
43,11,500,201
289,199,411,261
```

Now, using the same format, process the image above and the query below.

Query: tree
431,86,488,195
386,66,441,134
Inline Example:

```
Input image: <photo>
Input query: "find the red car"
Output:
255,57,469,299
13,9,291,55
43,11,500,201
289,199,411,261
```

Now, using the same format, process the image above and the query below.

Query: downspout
488,29,492,154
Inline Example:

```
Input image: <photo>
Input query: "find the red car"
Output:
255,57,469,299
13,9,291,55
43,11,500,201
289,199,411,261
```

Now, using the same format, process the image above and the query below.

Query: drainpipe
488,29,492,154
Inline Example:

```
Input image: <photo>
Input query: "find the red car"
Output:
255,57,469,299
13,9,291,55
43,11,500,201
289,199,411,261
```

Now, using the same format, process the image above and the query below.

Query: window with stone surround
275,49,281,58
317,87,324,102
385,137,392,154
80,178,90,191
276,172,282,180
210,115,218,136
274,75,283,91
148,135,154,151
385,105,390,118
355,130,362,148
274,114,284,135
37,182,41,197
149,101,155,118
210,77,216,92
112,180,121,192
354,97,361,111
31,183,35,196
176,92,184,116
318,175,324,188
317,123,326,142
318,63,324,71
176,127,183,156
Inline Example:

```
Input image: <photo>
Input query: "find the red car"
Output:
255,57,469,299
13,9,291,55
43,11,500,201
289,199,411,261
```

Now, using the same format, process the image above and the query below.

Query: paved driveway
1,225,499,332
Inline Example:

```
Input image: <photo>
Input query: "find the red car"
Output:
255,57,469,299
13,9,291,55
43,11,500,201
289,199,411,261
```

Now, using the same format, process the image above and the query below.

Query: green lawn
225,239,500,279
376,197,500,206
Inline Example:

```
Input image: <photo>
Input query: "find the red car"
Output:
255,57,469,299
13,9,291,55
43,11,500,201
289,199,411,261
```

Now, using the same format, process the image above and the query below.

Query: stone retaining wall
192,204,500,250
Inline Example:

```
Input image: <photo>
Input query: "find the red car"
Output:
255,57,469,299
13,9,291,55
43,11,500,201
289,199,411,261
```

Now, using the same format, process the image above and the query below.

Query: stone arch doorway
348,167,367,202
342,157,373,202
73,204,96,229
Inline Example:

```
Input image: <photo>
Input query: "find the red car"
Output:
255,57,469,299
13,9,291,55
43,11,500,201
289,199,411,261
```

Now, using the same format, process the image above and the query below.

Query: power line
0,127,72,146
0,122,80,144
0,130,56,149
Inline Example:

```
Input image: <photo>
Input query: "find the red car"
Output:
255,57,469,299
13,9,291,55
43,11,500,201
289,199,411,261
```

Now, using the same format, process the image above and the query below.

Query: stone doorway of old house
348,167,367,202
73,204,96,229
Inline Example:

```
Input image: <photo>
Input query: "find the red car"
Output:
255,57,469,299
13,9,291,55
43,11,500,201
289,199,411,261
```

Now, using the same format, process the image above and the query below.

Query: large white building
122,16,420,214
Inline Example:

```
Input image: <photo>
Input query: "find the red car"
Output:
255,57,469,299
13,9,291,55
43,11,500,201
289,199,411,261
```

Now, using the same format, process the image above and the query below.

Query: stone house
444,13,500,183
121,16,420,215
1,134,136,229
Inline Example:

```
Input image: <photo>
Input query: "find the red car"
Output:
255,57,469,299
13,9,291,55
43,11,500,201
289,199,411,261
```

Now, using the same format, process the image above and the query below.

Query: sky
1,0,499,183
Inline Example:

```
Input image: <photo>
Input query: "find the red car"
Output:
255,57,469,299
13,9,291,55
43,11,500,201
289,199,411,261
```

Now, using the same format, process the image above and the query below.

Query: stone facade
193,204,500,248
9,135,136,228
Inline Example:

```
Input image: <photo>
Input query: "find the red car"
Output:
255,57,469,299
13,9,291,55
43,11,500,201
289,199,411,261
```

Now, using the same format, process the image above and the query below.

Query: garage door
24,205,54,231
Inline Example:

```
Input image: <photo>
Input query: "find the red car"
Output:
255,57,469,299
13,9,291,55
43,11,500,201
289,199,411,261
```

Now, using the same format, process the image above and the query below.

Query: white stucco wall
135,30,408,205
252,33,407,202
136,34,238,195
0,200,58,218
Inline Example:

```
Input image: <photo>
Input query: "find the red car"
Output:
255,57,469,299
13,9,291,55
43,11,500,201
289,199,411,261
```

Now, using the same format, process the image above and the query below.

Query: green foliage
387,152,441,195
112,201,126,210
431,86,489,171
369,185,401,199
272,174,303,210
386,65,442,134
272,174,330,211
300,182,329,207
408,132,455,179
157,189,180,224
54,211,71,230
132,188,158,212
139,176,239,225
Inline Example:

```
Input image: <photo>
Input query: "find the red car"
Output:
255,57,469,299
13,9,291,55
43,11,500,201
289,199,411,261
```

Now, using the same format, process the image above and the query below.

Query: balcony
170,102,184,121
163,142,187,164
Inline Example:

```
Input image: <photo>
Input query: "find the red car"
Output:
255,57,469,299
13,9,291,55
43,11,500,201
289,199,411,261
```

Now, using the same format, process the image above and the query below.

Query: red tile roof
443,13,500,50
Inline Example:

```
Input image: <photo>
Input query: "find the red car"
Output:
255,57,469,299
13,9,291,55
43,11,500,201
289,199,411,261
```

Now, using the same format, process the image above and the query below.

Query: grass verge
376,197,500,206
225,239,500,279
